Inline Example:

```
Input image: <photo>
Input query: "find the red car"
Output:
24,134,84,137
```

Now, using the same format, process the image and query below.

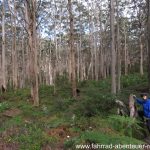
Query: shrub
108,115,143,138
121,73,147,88
0,102,10,113
13,124,57,150
74,93,116,117
64,131,144,150
53,97,75,112
0,116,23,132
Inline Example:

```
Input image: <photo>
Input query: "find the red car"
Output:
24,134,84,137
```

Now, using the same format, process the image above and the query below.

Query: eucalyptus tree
24,0,39,106
68,0,77,97
8,0,18,89
130,0,146,75
116,0,121,92
110,0,116,94
147,0,150,91
1,0,6,92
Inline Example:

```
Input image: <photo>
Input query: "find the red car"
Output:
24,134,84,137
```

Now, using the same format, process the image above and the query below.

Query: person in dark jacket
133,93,150,133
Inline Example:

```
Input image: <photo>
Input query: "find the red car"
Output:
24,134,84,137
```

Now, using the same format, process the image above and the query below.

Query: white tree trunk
140,35,144,75
2,0,6,91
110,0,116,94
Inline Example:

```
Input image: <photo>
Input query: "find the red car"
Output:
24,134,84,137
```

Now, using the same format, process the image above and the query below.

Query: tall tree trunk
2,0,6,92
24,4,30,86
49,47,53,85
147,0,150,91
77,0,82,81
68,0,77,98
11,1,18,89
116,0,121,92
26,0,39,106
140,35,144,75
94,31,98,81
124,25,128,75
87,2,94,80
21,35,25,88
110,0,116,94
77,42,80,81
99,5,104,79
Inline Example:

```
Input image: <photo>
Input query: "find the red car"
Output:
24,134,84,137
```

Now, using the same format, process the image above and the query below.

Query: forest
0,0,150,149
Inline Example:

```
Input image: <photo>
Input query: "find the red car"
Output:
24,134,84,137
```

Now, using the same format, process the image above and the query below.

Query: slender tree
8,0,18,89
116,0,121,92
2,0,6,92
68,0,77,97
140,34,144,75
25,0,39,106
147,0,150,91
110,0,116,94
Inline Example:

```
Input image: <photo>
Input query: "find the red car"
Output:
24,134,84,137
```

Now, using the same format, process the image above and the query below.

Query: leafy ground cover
0,73,148,149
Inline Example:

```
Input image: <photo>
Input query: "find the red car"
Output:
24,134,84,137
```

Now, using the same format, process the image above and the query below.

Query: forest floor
0,73,149,150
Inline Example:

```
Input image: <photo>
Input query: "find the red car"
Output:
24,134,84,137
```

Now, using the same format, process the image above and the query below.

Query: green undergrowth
64,131,144,150
0,116,23,132
0,101,11,113
15,125,56,150
121,73,147,88
0,73,148,149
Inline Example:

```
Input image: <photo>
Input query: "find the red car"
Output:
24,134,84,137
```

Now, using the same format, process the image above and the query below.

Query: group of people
134,93,150,133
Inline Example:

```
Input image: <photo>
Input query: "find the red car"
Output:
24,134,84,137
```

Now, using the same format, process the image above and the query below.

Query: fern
108,115,143,137
64,131,144,150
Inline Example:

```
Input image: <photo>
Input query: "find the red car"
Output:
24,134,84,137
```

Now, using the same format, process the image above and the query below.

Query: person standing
134,93,150,133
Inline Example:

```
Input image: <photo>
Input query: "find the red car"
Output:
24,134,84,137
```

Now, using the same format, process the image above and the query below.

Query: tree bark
116,0,121,92
124,24,128,75
140,35,144,75
68,0,77,98
147,0,150,91
10,0,18,89
26,0,39,106
2,0,6,92
21,35,25,88
110,0,116,94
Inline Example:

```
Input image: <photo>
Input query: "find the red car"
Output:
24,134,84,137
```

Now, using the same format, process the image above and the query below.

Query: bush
121,73,147,88
78,79,111,91
80,131,144,145
0,102,10,113
74,93,116,117
108,115,143,138
53,97,75,112
0,116,23,132
64,131,144,150
13,124,57,150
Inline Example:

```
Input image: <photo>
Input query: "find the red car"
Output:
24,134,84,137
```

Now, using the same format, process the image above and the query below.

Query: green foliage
64,131,144,150
81,131,144,145
45,115,68,128
0,116,23,132
17,102,45,118
0,102,10,113
39,85,54,100
0,73,148,149
121,73,147,88
55,75,69,86
13,124,57,150
4,88,30,102
78,79,111,91
74,93,116,117
53,97,75,112
74,78,116,117
108,115,143,138
64,137,80,149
